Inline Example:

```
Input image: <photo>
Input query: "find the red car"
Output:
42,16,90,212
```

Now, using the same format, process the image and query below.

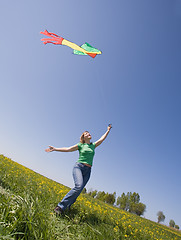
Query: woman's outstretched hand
45,146,55,152
108,124,112,132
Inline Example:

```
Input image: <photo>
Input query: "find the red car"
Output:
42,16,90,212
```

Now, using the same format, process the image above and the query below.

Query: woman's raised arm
95,124,112,148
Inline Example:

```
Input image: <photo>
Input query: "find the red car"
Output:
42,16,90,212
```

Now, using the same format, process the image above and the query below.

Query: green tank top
77,142,96,166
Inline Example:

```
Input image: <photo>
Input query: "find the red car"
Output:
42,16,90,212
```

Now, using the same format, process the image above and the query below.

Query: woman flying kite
40,30,102,58
45,124,112,214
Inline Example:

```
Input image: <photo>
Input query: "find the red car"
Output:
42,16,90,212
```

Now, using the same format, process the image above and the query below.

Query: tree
129,192,140,213
104,192,116,205
96,191,106,201
157,211,165,223
117,193,129,211
88,189,97,198
175,225,179,230
169,220,175,228
82,188,87,194
117,192,146,216
89,190,97,198
131,202,146,216
94,191,116,205
130,192,140,204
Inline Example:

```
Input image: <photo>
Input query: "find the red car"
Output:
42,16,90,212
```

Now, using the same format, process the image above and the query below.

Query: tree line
83,189,180,230
157,211,180,230
83,189,146,216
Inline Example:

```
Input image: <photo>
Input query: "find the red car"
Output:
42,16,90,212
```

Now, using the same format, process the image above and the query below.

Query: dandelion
114,226,119,233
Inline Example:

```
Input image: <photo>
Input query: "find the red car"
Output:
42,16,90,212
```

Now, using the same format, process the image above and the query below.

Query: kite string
96,69,111,125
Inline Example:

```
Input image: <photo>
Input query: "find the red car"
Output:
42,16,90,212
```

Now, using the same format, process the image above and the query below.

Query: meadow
0,154,181,240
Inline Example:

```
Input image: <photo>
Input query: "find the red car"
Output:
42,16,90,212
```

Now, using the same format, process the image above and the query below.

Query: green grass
0,154,181,240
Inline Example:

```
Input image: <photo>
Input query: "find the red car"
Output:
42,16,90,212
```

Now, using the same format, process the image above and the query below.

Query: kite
40,30,102,58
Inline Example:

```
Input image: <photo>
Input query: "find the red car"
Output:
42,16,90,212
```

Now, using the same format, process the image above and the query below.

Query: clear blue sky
0,0,181,227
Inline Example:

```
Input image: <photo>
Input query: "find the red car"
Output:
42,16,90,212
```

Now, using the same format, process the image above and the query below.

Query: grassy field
0,155,181,240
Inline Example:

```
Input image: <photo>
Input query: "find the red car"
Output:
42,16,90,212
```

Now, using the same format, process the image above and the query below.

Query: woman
45,124,112,214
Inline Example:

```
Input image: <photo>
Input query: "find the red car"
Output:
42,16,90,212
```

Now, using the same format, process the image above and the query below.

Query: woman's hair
80,131,91,144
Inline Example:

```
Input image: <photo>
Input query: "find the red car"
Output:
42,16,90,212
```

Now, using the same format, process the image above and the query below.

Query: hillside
0,155,181,240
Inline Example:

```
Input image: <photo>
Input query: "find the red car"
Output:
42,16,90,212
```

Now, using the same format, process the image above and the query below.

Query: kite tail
40,30,64,45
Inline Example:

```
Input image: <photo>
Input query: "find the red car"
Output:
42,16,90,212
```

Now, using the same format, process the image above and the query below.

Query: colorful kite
40,30,102,58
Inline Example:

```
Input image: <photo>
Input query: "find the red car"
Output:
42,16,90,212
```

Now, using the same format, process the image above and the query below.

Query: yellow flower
114,226,119,233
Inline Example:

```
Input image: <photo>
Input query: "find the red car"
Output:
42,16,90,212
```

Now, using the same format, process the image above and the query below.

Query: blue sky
0,1,181,227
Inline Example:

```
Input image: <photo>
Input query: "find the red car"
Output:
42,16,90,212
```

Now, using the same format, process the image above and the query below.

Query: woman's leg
67,164,91,209
58,163,91,211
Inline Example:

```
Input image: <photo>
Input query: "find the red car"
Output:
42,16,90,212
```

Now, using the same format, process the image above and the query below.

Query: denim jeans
58,162,91,211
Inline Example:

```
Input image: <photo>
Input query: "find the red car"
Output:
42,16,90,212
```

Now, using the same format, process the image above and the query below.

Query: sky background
0,0,181,227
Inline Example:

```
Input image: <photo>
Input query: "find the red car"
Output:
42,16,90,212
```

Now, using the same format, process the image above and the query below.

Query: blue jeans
58,162,91,211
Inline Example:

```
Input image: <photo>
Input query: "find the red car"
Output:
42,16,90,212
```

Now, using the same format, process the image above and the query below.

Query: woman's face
84,131,92,140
